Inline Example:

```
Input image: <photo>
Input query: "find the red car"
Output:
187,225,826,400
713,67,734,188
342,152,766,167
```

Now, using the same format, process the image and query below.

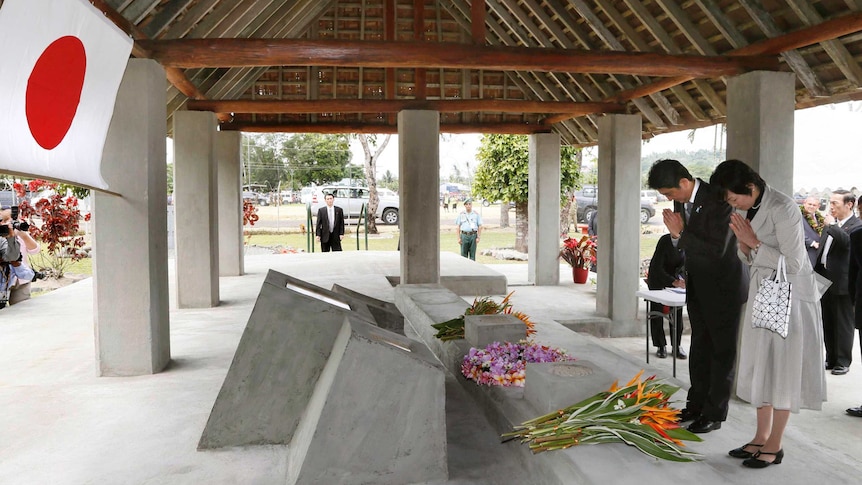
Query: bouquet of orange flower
503,371,702,462
559,235,596,270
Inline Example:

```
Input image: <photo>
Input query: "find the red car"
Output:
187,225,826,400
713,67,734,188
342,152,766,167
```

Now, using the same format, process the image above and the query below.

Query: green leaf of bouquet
663,427,704,442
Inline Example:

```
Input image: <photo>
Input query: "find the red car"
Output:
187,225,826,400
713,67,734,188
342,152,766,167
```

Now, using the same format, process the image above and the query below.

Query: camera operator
1,205,41,306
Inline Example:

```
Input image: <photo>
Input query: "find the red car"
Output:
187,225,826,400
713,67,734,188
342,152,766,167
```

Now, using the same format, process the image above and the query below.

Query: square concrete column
216,131,243,276
93,59,170,376
398,110,440,284
597,114,641,334
726,71,796,195
173,111,219,308
528,133,561,285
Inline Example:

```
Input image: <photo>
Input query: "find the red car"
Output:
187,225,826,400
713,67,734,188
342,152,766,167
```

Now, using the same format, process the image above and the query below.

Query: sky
348,100,862,193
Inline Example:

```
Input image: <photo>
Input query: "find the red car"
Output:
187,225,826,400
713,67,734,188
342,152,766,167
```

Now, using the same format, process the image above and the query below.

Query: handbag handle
775,255,788,283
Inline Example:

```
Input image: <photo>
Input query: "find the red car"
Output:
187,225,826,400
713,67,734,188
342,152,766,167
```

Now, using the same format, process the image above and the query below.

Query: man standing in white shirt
455,199,482,260
815,190,862,375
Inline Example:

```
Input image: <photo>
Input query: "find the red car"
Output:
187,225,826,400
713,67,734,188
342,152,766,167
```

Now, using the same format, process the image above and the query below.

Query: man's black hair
647,159,693,190
833,189,856,207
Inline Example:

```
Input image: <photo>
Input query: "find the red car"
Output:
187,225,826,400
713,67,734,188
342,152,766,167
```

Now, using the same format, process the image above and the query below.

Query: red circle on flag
26,36,87,150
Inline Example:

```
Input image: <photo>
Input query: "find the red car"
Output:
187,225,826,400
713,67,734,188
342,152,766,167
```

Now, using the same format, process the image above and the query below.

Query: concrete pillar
726,71,796,195
173,111,219,308
596,114,642,334
93,59,170,376
216,131,243,276
528,133,561,285
398,110,440,284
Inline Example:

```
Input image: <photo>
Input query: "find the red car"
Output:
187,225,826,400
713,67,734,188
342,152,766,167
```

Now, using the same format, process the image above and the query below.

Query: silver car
310,186,400,225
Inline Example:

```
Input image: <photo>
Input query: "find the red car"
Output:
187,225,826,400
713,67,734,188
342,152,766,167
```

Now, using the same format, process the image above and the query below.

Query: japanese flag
0,0,133,191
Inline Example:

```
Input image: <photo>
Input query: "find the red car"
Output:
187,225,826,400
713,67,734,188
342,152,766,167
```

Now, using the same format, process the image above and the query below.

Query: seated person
647,233,687,359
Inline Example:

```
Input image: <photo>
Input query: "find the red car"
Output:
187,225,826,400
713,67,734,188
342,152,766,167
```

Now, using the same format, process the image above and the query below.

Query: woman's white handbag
751,255,791,338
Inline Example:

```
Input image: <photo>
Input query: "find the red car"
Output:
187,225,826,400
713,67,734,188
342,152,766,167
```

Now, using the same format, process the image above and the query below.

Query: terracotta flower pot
573,266,589,284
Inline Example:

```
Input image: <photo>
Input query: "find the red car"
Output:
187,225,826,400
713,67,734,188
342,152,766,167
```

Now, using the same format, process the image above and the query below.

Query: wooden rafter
185,99,626,116
136,38,778,77
220,122,552,135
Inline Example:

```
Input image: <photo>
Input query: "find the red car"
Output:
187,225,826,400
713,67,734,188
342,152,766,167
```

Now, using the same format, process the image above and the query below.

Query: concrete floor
1,252,861,484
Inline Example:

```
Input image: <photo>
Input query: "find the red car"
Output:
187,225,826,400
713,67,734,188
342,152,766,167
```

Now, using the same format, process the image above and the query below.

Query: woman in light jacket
709,160,826,468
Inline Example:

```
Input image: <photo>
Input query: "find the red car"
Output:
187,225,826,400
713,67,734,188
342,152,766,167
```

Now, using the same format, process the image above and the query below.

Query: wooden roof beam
219,122,553,135
186,99,626,116
136,38,778,77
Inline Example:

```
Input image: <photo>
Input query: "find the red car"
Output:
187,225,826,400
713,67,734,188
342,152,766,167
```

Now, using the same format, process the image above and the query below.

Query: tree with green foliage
281,133,351,188
472,135,580,252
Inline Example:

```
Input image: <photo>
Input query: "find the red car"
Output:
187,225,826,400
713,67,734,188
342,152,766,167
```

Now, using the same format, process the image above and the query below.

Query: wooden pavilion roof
87,0,862,146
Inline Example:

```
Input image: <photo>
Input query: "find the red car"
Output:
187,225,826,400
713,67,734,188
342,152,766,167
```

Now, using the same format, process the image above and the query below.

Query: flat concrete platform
1,252,861,484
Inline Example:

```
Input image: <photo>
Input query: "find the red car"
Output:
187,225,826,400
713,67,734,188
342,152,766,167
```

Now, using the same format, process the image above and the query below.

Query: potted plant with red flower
560,235,596,283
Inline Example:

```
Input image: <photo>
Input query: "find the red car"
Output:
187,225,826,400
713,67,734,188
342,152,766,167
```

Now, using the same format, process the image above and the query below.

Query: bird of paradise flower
503,370,703,462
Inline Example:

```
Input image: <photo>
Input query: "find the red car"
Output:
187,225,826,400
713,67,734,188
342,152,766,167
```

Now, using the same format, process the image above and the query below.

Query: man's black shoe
675,347,687,359
846,406,862,417
687,417,722,434
656,347,667,359
831,365,849,375
678,408,700,423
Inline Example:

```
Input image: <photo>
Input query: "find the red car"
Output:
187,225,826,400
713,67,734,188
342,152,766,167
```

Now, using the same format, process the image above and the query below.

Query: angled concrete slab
198,269,377,449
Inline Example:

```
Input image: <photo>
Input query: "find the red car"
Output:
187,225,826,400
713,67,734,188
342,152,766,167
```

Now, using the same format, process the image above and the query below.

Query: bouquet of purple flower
461,341,573,387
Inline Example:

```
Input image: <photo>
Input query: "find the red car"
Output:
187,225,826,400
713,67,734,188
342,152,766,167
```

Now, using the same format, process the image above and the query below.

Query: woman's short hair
709,159,765,196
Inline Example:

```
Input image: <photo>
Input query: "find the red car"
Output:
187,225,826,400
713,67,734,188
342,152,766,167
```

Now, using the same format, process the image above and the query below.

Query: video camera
1,205,23,262
0,206,29,236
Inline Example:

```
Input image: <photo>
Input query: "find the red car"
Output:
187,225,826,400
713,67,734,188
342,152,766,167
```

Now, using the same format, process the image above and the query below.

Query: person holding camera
1,205,41,305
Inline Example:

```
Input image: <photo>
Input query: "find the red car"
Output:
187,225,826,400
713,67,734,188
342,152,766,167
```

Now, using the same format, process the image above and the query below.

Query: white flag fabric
0,0,132,191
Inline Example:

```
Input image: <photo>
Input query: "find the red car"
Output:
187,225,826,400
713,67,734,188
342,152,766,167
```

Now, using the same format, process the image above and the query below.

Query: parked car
311,185,400,224
242,191,269,206
299,187,315,204
641,189,662,204
574,185,656,224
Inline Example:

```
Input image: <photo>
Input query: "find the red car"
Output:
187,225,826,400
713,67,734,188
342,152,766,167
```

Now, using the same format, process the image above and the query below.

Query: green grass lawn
246,228,523,264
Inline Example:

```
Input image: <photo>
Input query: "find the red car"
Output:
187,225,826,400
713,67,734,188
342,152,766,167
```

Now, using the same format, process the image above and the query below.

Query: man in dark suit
815,190,862,375
315,193,345,252
845,196,862,416
648,159,746,434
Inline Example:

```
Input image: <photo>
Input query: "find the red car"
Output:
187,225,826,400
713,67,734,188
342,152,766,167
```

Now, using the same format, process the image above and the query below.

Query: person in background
315,193,345,252
646,233,686,359
814,190,862,376
845,195,862,417
710,159,826,468
801,196,825,268
647,159,746,434
0,205,41,305
451,194,458,212
455,198,482,260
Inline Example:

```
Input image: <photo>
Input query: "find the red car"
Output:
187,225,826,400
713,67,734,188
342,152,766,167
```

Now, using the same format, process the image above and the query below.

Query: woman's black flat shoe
742,449,784,468
728,443,763,459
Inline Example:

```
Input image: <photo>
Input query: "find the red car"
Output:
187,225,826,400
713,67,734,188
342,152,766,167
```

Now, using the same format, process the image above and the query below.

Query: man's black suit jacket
816,215,862,295
849,227,862,328
647,233,684,290
316,205,345,243
674,179,747,311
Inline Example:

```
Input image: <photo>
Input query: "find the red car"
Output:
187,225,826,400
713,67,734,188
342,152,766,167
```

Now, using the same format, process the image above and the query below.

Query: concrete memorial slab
199,270,447,485
465,314,528,348
524,361,615,414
